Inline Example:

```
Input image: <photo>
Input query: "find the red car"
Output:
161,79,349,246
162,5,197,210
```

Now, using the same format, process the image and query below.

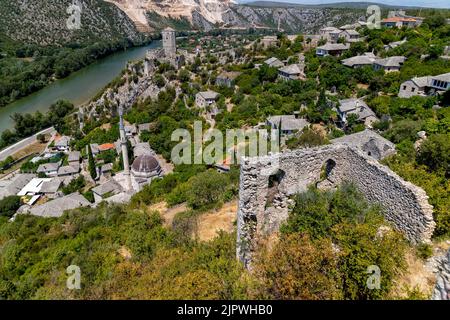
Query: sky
238,0,450,9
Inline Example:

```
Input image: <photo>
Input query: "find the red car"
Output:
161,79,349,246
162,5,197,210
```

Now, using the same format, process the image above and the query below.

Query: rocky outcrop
431,249,450,300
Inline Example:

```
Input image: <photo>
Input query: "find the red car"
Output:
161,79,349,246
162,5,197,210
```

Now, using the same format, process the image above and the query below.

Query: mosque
118,106,163,193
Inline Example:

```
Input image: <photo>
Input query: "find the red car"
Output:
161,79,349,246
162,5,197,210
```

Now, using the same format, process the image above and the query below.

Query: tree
36,134,46,143
252,233,341,299
186,170,230,209
417,133,450,177
87,144,97,180
0,196,21,218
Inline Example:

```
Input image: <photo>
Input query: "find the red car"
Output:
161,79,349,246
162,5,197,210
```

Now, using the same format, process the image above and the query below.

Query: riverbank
0,40,161,134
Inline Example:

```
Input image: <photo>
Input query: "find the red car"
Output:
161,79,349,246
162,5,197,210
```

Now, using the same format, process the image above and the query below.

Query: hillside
0,0,145,46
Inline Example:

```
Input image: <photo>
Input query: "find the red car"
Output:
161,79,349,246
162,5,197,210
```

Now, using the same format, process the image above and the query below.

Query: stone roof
344,29,360,36
37,162,61,173
331,129,396,160
68,151,80,163
267,115,310,132
264,57,284,67
374,56,406,67
197,90,219,101
342,54,376,67
0,174,35,199
432,72,450,82
132,154,160,174
279,64,303,75
39,178,62,194
134,142,155,158
317,43,350,51
320,26,340,32
101,163,113,172
57,164,80,176
29,193,91,218
92,179,122,197
410,76,431,88
163,27,175,32
338,98,368,112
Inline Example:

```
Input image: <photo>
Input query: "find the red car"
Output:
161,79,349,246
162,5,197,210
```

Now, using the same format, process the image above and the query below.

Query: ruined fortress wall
236,145,435,266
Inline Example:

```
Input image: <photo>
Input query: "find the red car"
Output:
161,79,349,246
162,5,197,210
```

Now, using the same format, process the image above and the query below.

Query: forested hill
0,0,145,46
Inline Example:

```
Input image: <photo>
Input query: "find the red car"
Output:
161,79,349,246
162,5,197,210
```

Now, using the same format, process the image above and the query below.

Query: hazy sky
238,0,450,9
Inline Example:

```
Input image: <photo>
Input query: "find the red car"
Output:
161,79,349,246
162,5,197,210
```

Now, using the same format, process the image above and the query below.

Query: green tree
87,144,97,181
0,196,21,218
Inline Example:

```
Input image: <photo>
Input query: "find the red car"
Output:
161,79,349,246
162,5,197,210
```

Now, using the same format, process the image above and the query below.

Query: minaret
119,106,132,191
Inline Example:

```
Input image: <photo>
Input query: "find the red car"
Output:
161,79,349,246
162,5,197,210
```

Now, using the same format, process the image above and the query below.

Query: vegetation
0,196,21,218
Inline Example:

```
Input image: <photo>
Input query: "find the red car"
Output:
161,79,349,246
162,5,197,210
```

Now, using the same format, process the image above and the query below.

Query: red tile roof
98,143,115,151
382,17,417,23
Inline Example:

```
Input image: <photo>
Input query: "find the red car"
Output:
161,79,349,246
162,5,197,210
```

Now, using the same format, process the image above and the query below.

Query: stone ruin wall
236,144,436,267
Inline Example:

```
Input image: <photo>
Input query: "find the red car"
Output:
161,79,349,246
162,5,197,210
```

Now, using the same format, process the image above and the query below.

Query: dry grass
148,201,188,227
12,141,46,160
195,200,237,242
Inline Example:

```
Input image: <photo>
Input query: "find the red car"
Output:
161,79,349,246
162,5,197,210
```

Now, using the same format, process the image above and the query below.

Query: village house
267,113,310,136
337,98,378,127
341,52,377,68
215,71,241,88
339,29,361,43
381,17,418,28
92,179,123,203
54,136,71,152
319,27,341,42
67,151,81,164
373,56,406,72
195,90,219,108
17,177,62,200
264,57,284,68
57,163,80,177
278,64,305,81
316,43,350,57
36,161,61,177
398,72,450,98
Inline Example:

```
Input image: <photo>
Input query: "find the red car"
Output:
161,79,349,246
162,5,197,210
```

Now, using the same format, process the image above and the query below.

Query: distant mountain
0,0,146,46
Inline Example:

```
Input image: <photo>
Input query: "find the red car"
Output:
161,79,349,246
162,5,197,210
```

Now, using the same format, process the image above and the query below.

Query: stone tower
162,27,176,58
119,106,132,191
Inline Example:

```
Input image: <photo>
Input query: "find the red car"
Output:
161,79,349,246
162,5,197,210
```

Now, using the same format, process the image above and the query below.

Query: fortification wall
236,144,435,267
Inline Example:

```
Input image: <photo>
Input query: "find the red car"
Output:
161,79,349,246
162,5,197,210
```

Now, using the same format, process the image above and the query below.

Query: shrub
0,196,21,218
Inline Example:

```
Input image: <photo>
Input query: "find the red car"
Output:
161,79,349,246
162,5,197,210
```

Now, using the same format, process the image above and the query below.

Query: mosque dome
131,154,161,176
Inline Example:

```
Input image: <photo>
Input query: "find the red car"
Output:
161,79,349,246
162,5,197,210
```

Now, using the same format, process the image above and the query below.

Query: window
403,85,407,90
412,87,415,92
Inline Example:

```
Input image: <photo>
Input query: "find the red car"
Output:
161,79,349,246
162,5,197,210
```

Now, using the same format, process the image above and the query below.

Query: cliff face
0,0,145,45
107,0,363,33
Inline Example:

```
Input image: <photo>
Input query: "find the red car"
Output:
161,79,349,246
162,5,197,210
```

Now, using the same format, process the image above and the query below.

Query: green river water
0,40,161,134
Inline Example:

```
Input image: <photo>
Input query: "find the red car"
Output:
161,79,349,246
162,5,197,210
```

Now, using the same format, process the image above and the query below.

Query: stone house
260,36,278,49
337,98,378,127
373,56,406,72
398,72,450,98
381,17,419,28
264,57,284,68
36,162,61,177
341,52,377,68
54,136,71,152
278,64,305,81
316,43,350,57
195,90,220,108
266,113,310,136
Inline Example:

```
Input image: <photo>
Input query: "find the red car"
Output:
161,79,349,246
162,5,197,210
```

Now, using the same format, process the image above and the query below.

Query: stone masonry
236,144,435,267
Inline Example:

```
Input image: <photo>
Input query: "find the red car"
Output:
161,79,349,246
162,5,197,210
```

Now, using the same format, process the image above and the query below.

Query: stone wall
236,144,435,267
432,249,450,300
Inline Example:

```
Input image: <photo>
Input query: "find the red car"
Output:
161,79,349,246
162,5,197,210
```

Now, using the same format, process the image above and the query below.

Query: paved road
0,127,56,162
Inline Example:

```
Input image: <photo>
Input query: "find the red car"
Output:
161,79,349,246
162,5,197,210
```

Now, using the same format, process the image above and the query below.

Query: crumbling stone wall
237,144,435,267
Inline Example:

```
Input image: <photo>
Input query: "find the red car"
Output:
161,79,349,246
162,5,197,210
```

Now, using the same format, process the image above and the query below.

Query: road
0,127,56,162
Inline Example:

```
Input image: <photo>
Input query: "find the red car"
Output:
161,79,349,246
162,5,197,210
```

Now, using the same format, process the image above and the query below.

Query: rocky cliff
107,0,364,33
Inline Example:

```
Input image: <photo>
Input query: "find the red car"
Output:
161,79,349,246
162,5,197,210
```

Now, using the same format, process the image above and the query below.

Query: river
0,40,161,134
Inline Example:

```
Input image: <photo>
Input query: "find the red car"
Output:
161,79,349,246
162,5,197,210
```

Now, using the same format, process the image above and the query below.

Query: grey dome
132,154,160,173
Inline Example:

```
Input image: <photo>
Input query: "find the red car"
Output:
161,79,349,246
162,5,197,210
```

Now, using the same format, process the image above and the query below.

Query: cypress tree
87,145,97,181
